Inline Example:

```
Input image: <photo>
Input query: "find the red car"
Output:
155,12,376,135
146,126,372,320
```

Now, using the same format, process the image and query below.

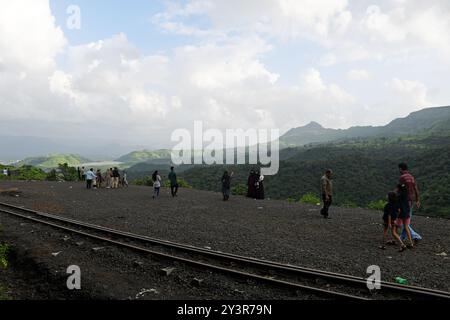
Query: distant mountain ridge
115,149,172,164
17,154,91,169
280,106,450,147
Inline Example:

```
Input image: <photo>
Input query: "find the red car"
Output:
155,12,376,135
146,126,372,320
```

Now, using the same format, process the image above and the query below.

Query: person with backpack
168,167,178,197
152,171,162,199
398,163,422,243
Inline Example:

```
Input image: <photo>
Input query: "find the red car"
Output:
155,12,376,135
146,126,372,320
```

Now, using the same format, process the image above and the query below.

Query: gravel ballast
0,181,449,296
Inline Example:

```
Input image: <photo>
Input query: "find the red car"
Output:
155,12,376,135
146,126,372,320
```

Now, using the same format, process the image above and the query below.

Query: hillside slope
281,106,450,147
16,154,90,169
180,135,450,217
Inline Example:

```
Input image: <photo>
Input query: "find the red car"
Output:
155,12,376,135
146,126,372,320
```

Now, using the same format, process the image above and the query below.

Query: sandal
399,245,407,252
379,245,386,250
386,240,396,246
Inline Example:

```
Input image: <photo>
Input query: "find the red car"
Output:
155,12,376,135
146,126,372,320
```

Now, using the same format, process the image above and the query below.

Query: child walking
152,171,161,199
381,192,406,252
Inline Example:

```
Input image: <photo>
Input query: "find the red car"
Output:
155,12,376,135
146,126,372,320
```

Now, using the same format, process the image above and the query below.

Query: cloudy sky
1,0,450,148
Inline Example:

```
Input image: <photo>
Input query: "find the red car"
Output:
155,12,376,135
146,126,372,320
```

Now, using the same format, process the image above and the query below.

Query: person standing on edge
85,168,96,189
81,167,86,181
112,167,120,189
221,171,234,201
105,168,112,189
320,169,333,219
398,163,422,243
152,171,162,199
96,169,103,188
247,170,257,199
255,171,265,200
168,167,178,197
77,167,81,181
122,170,129,188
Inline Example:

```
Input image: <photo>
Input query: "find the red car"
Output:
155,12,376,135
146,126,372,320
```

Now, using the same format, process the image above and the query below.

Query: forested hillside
180,135,450,217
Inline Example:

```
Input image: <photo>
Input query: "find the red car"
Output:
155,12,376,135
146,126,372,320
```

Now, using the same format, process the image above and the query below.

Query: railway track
1,201,449,301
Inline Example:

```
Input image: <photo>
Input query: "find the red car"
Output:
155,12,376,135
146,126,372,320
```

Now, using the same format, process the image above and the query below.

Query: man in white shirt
85,168,97,189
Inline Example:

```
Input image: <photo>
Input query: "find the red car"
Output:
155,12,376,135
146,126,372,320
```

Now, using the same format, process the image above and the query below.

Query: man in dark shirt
168,167,178,197
320,169,333,219
112,167,120,189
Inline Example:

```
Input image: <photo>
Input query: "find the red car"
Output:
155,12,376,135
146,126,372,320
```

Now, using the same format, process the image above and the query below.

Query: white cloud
0,0,66,72
347,69,371,81
153,0,352,42
388,78,431,109
2,0,450,148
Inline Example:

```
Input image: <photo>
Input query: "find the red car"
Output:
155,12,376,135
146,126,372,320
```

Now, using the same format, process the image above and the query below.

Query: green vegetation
368,199,387,211
0,243,8,270
16,154,90,169
163,179,192,189
280,106,450,148
231,184,247,196
0,165,47,181
116,150,172,164
180,135,450,218
299,193,321,205
0,285,8,300
0,225,9,300
47,163,79,182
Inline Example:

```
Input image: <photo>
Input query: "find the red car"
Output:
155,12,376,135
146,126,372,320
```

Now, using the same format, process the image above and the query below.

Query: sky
1,0,450,149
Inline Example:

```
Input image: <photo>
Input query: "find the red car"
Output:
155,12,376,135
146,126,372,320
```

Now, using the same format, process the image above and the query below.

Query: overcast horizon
2,0,450,149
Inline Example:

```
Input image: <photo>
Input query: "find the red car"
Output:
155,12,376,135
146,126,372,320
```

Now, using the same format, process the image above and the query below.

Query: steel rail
0,205,367,300
1,201,449,299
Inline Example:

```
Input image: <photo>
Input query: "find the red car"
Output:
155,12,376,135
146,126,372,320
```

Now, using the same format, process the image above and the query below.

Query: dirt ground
0,181,449,299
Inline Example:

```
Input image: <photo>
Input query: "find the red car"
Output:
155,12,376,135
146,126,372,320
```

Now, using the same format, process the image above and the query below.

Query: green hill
17,154,90,169
115,149,172,164
280,106,450,147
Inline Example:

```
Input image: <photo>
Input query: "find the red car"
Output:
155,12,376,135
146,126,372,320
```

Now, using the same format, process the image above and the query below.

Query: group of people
381,163,422,252
220,169,265,201
247,170,265,200
78,160,423,253
151,167,179,199
78,166,128,190
319,163,422,252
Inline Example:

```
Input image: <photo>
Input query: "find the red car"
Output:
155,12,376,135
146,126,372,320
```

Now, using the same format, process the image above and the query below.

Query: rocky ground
0,181,449,300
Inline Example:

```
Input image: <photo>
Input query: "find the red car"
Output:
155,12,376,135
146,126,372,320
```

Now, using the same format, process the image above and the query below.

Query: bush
341,201,358,208
299,193,321,205
0,243,8,270
9,166,47,181
231,184,247,196
368,199,387,211
164,178,193,189
57,163,78,181
133,177,153,186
